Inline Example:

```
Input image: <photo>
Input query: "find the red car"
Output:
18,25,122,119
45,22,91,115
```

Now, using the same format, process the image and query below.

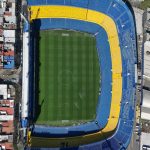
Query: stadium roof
22,31,29,118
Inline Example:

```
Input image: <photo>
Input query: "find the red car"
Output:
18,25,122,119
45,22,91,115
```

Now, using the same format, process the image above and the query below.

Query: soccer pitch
35,30,100,126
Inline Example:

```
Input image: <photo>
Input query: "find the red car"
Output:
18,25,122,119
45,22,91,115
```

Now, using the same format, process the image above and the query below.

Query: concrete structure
133,7,144,36
141,89,150,120
0,121,14,134
0,143,14,150
143,8,150,44
22,30,29,119
133,7,144,73
4,30,15,43
129,0,144,2
140,132,150,150
143,76,150,88
143,41,150,78
0,100,14,107
143,8,150,32
0,115,13,121
0,84,7,99
0,134,13,150
4,30,15,38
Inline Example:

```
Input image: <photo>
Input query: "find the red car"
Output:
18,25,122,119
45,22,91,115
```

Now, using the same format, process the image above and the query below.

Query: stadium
22,0,137,149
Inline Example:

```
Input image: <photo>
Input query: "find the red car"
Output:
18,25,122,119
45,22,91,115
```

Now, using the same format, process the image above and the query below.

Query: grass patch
35,30,100,126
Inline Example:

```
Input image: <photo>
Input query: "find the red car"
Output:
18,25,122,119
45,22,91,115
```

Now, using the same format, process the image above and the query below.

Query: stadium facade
22,0,137,149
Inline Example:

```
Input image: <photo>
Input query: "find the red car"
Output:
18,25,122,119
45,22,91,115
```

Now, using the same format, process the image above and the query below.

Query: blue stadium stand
28,0,89,8
26,0,137,149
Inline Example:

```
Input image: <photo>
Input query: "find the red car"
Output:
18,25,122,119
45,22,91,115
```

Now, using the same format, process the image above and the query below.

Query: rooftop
0,107,14,115
141,89,150,120
143,41,150,78
0,142,13,150
133,7,144,35
0,85,7,100
140,132,150,149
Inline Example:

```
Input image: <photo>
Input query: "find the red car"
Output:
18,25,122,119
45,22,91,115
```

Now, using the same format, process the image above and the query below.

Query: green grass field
36,30,100,126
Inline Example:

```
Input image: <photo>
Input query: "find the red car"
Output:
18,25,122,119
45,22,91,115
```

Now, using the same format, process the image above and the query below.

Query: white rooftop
141,89,150,120
145,32,150,41
0,16,3,23
0,8,3,15
133,7,144,35
8,0,15,2
4,30,15,38
144,41,150,78
0,135,8,142
147,8,150,20
0,36,3,42
142,89,150,108
140,132,150,150
22,32,29,118
4,37,15,43
0,115,13,121
4,43,14,50
4,16,16,24
0,84,7,99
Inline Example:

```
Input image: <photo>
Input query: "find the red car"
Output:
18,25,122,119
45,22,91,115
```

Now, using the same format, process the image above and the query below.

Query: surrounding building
0,84,15,150
140,132,150,150
140,7,150,150
143,41,150,79
143,7,150,96
0,0,16,69
141,89,150,120
133,7,144,67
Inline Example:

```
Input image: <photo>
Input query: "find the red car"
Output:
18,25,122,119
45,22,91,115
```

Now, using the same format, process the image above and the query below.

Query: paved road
127,85,141,150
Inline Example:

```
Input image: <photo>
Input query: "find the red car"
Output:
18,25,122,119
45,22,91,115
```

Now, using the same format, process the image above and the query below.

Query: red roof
1,120,13,127
0,100,14,107
0,120,14,133
4,12,12,16
2,126,14,134
0,29,3,35
0,107,14,115
3,50,14,56
0,142,14,150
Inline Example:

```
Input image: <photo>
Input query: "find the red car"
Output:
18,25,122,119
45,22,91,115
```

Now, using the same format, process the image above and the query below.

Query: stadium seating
28,0,89,8
26,0,136,149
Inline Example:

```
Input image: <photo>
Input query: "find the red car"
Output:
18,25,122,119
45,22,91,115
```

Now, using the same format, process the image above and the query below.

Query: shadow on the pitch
29,19,42,123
